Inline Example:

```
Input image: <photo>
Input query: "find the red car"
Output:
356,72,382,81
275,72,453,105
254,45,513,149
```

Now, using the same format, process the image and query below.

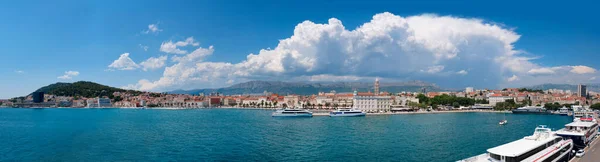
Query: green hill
32,81,143,98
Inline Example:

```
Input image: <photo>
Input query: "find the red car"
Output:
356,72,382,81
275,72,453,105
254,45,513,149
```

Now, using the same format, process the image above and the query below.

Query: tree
590,103,600,110
282,103,288,108
325,103,331,109
273,101,278,108
452,102,460,108
416,94,428,104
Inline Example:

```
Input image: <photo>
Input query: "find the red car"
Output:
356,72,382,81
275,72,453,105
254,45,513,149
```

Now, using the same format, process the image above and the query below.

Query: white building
283,95,300,108
465,87,474,93
488,94,515,106
352,91,392,113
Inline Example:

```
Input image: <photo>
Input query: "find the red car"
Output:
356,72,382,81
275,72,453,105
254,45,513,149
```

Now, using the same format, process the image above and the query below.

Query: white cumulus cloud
124,12,599,91
507,75,519,82
140,56,168,71
108,53,140,70
570,65,596,74
160,37,200,54
58,71,79,80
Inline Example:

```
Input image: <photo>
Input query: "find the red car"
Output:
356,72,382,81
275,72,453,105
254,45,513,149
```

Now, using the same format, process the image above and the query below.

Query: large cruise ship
555,114,598,149
271,109,313,117
329,109,366,117
512,106,550,114
459,125,573,162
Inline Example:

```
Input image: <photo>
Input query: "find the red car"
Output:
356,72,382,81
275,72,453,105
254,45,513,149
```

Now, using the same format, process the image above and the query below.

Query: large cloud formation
125,12,597,91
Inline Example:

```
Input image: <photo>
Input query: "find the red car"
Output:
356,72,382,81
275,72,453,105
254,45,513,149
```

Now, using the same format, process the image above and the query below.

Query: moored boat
329,109,366,117
555,114,598,149
512,106,550,114
272,109,313,117
459,125,573,162
558,107,569,116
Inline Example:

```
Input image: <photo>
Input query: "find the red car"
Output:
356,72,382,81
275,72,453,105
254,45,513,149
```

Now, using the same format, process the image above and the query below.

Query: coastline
2,106,510,115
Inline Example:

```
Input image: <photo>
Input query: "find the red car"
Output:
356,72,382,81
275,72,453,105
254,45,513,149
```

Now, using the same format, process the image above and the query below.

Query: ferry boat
571,106,595,121
271,109,313,117
555,115,598,149
329,109,366,117
459,125,573,162
557,107,569,116
511,106,550,114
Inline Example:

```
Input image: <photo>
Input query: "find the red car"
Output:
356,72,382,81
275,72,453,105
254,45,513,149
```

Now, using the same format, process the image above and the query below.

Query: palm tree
325,103,331,109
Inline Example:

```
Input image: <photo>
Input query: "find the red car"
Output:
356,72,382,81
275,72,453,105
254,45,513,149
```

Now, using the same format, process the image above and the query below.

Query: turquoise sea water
0,108,573,162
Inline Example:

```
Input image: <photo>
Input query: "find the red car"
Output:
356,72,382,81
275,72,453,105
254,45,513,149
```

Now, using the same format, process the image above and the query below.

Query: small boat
499,120,507,125
329,109,366,117
272,109,313,117
499,113,507,125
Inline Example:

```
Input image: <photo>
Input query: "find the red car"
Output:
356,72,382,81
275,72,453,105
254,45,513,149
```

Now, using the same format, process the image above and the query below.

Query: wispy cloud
15,70,24,74
57,71,79,80
138,44,149,51
142,23,162,34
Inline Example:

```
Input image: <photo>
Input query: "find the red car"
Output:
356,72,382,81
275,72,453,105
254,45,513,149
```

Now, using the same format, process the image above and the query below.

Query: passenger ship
459,125,573,162
557,107,569,116
555,114,598,149
329,109,366,117
512,106,550,114
271,109,313,117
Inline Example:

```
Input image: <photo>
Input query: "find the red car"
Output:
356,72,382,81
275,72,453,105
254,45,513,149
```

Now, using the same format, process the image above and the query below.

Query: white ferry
329,109,366,117
271,109,313,117
459,125,573,162
571,106,595,121
557,107,569,116
555,116,598,149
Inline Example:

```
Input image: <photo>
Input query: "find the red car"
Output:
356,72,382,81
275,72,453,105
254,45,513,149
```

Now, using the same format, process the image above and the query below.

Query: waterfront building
578,84,587,97
352,91,391,113
98,98,111,107
86,98,111,108
488,94,515,106
32,92,44,103
283,95,299,108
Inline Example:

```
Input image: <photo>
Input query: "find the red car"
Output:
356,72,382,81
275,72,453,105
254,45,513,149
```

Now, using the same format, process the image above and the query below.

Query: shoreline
1,107,511,115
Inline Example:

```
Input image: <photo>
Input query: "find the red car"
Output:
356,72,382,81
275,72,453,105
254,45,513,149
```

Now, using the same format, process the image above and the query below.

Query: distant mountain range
169,80,446,95
32,81,142,98
523,83,600,92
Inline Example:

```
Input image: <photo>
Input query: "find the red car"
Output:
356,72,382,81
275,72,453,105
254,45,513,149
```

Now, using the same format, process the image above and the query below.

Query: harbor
0,108,575,162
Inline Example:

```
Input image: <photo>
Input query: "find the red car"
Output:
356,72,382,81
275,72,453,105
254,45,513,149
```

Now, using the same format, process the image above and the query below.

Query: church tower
374,78,380,95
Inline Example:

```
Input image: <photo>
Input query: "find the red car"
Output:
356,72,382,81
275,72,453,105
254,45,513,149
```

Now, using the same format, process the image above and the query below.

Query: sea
0,108,573,162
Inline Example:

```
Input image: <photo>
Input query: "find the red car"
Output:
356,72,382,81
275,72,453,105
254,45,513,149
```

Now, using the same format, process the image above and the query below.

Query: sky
1,0,599,99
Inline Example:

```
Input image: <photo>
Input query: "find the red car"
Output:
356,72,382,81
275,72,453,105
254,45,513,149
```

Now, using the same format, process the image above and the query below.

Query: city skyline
1,0,599,99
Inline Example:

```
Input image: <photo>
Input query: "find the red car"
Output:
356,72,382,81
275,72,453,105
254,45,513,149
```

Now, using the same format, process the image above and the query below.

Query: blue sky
1,0,599,99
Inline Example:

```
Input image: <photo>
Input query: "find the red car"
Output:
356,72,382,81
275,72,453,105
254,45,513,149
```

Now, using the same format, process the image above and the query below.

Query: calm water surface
0,108,572,162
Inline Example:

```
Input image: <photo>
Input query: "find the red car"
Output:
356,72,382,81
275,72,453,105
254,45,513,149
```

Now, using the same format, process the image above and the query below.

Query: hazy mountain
169,80,445,95
523,83,600,92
